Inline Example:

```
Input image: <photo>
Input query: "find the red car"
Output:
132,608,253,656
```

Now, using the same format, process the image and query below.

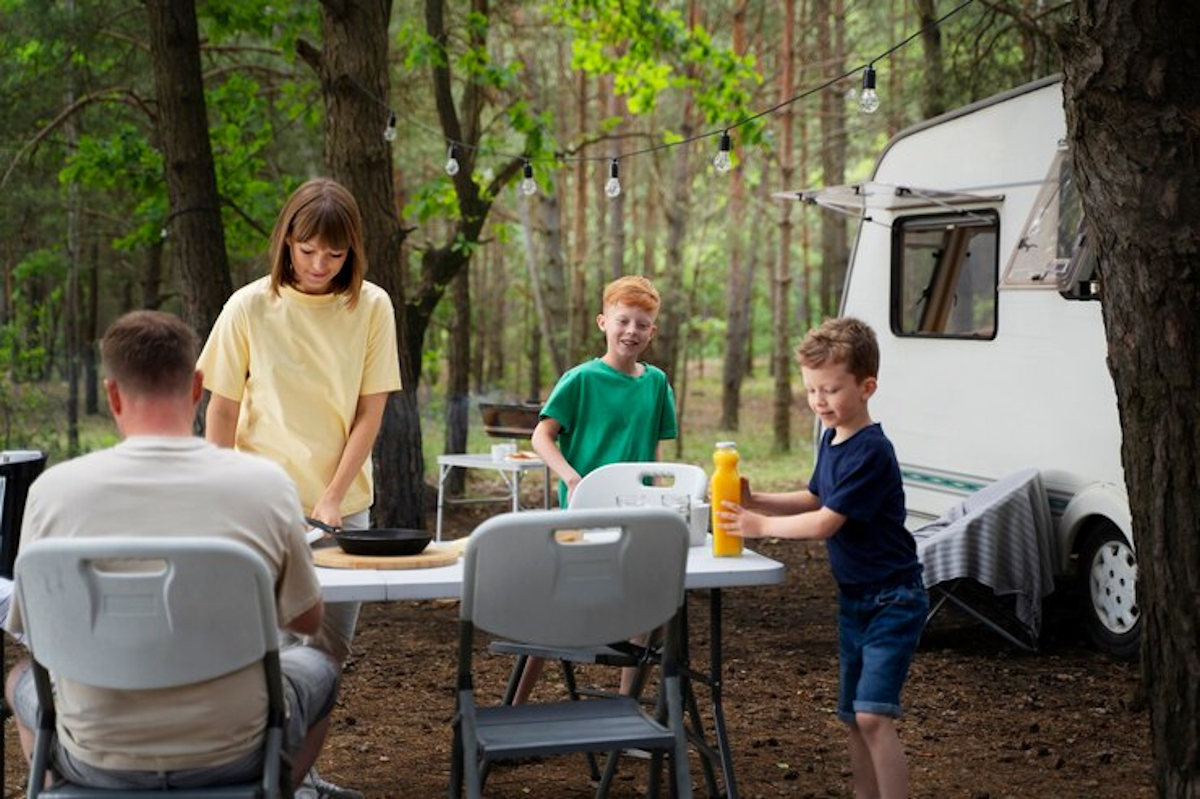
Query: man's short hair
795,317,880,383
101,310,199,397
602,275,660,315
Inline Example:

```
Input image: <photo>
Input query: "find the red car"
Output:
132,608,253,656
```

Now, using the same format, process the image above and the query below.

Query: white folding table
433,453,551,541
317,540,784,798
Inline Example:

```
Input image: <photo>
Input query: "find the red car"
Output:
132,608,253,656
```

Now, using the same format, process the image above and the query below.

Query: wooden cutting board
312,539,465,570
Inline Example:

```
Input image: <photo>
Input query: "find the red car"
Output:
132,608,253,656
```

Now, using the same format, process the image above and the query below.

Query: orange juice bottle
710,441,743,557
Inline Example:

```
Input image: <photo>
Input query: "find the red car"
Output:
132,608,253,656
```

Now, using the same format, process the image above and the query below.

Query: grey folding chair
495,461,709,695
490,463,708,780
567,462,709,511
451,508,692,799
14,537,292,798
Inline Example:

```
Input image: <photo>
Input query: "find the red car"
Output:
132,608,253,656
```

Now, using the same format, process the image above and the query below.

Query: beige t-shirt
7,436,323,772
197,277,402,516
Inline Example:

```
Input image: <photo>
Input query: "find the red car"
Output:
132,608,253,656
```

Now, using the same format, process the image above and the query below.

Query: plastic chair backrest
15,537,277,691
462,507,688,649
568,462,708,510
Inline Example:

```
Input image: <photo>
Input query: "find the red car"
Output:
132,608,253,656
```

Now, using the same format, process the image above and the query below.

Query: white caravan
779,76,1138,656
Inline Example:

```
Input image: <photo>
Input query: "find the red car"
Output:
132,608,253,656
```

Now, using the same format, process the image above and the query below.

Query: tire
1078,522,1141,659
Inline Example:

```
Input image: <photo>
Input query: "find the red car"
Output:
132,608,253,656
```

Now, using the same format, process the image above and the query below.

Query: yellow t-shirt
198,277,402,516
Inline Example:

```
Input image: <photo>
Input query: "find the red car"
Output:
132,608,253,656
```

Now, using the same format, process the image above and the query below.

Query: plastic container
710,441,743,557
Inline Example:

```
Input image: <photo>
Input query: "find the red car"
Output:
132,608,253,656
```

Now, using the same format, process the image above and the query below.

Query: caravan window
1003,150,1098,299
891,212,999,338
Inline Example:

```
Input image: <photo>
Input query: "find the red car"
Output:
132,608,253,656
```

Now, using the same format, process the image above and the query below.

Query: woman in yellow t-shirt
198,178,402,665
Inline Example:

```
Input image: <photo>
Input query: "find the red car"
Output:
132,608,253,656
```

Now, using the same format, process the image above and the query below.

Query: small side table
435,453,552,541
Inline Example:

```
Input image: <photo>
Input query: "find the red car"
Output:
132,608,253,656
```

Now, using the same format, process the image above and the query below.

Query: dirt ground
317,501,1152,799
3,500,1153,799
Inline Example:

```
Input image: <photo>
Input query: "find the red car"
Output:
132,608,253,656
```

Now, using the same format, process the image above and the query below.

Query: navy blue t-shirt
807,424,920,591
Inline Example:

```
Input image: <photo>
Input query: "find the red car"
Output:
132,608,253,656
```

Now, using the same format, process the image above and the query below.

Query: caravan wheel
1079,522,1141,659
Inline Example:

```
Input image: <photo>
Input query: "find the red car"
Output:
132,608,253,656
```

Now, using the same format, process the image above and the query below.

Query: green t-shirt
541,358,678,507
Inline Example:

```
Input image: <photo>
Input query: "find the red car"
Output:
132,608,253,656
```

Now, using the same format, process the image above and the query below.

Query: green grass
427,359,815,495
23,359,816,495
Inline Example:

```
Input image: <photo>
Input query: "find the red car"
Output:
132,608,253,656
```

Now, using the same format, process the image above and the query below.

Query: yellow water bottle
710,441,744,557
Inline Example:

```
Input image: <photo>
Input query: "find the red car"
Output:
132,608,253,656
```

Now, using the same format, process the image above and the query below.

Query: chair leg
595,750,621,798
449,714,464,798
559,661,603,783
500,654,527,705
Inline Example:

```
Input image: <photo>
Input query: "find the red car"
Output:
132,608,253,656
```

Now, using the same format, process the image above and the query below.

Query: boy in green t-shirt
512,275,677,703
532,274,677,508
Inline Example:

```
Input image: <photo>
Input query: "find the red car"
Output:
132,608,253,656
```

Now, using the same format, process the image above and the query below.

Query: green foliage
552,0,763,137
405,179,462,223
200,0,320,59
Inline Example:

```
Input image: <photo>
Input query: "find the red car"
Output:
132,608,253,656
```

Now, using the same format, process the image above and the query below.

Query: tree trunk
444,268,469,495
539,191,570,376
64,36,80,456
607,92,626,282
303,0,422,529
720,0,752,432
482,241,507,391
772,0,796,453
816,0,848,319
518,192,565,380
1059,4,1200,797
142,239,164,309
84,238,99,415
570,72,590,364
144,0,233,338
913,0,946,119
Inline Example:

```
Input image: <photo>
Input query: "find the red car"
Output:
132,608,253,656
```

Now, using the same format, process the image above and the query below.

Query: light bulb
712,131,732,173
444,145,460,176
605,158,621,198
520,162,537,196
383,111,397,142
860,66,880,114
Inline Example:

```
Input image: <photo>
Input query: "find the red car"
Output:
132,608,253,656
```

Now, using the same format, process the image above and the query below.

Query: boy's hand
717,500,766,539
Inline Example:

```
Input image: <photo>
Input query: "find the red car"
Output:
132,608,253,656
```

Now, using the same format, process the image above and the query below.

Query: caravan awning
772,181,1003,218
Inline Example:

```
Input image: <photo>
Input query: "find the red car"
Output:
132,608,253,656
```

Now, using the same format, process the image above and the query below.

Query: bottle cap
715,441,737,449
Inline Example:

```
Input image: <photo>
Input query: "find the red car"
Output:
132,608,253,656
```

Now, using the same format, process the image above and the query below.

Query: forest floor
311,499,1150,799
0,495,1153,799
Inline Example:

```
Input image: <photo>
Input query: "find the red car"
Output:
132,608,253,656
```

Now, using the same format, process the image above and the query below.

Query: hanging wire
351,0,977,170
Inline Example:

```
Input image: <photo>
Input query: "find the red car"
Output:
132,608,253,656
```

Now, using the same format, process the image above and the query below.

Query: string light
520,161,537,196
605,158,621,198
444,144,460,176
363,1,973,186
860,65,880,114
712,130,732,173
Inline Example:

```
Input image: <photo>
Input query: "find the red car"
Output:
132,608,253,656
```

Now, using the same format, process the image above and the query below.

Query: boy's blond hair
796,317,880,383
602,275,660,315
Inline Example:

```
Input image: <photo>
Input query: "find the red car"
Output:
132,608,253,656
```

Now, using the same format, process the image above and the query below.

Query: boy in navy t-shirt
719,316,926,799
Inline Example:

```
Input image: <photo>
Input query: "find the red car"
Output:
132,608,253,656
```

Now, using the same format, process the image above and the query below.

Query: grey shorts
12,646,338,789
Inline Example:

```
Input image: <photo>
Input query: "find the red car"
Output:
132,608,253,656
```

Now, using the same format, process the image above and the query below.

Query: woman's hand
309,498,344,530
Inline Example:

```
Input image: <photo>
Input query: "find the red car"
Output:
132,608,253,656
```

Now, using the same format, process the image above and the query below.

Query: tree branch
1,89,152,191
295,37,324,74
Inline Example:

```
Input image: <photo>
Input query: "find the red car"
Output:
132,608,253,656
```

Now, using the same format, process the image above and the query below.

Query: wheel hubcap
1089,539,1139,635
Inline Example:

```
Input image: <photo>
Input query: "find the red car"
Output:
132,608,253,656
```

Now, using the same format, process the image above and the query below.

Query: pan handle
305,517,343,535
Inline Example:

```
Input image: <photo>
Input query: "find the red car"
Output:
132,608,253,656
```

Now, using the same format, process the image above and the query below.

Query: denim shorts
836,579,928,725
12,646,338,789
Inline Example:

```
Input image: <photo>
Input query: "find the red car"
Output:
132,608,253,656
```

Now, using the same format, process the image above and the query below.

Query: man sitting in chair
3,310,338,793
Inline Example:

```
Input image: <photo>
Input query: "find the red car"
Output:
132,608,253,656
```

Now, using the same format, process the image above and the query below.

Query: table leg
680,600,721,797
709,588,739,798
435,462,451,542
512,470,522,513
542,465,551,508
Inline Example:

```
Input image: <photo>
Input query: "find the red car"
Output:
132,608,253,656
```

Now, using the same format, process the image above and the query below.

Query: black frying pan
306,517,432,557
